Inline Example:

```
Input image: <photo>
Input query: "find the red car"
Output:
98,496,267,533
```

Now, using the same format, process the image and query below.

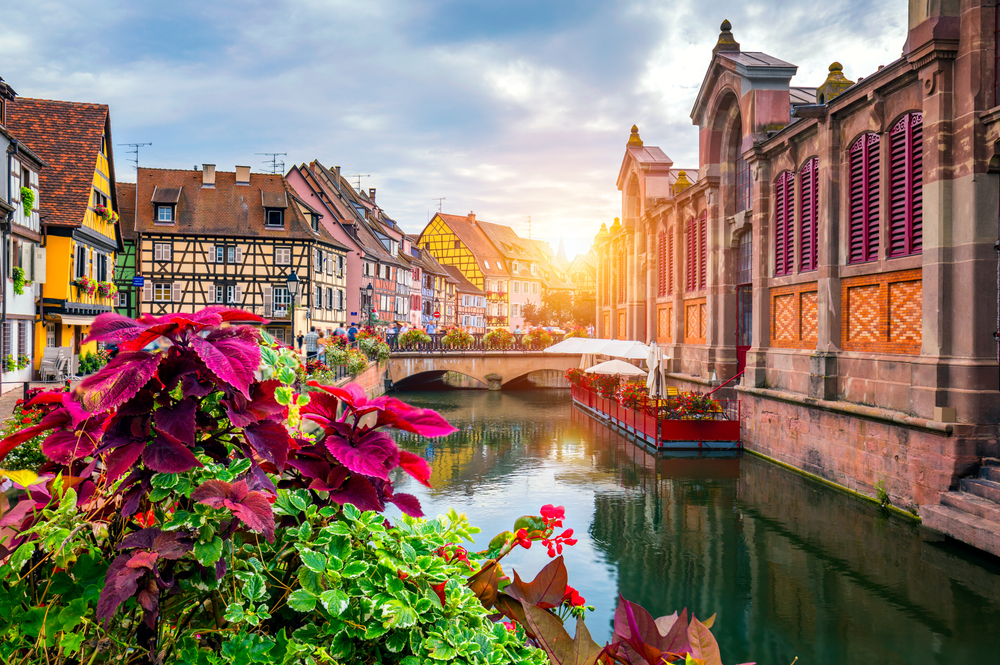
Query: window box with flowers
1,354,15,372
97,281,118,299
93,204,119,223
12,266,33,296
72,275,98,297
16,354,30,370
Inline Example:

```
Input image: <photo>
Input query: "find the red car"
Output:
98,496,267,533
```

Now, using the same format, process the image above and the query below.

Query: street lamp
286,271,299,345
365,282,375,325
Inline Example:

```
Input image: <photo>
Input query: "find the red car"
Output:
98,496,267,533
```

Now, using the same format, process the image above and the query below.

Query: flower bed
0,307,745,664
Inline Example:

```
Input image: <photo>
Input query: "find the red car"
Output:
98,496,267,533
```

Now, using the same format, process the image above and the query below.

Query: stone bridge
386,352,583,390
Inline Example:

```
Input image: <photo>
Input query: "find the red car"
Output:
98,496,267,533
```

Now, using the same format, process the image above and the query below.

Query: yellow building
7,99,122,369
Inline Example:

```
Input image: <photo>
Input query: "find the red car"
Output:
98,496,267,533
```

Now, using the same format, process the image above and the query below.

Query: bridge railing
385,333,561,354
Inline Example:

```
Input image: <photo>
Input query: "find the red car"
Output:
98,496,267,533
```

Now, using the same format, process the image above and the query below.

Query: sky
0,0,908,258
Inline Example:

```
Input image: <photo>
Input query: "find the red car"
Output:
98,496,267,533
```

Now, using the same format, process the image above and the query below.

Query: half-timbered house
0,77,46,387
418,212,510,329
115,181,138,318
287,161,403,325
133,165,348,344
443,266,486,333
6,97,123,367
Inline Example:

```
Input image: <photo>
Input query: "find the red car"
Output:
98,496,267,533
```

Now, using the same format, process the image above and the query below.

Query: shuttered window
686,218,696,291
667,231,674,295
617,249,626,303
799,158,819,271
315,249,322,273
698,212,707,290
774,171,793,276
275,247,291,265
849,133,881,263
657,232,666,297
263,285,273,317
888,113,923,257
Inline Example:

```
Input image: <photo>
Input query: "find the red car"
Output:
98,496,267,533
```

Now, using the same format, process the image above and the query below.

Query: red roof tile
5,98,112,229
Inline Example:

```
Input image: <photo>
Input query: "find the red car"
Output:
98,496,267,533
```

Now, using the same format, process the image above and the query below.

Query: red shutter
686,218,695,291
849,134,880,263
657,232,666,297
889,113,922,257
774,172,787,275
667,231,674,295
618,249,625,303
698,212,707,290
799,158,818,271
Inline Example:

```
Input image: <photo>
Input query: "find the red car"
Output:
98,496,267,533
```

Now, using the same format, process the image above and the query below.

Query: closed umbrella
584,359,647,377
646,343,662,397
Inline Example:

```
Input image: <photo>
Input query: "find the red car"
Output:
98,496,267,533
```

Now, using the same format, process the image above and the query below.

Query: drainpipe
2,139,17,395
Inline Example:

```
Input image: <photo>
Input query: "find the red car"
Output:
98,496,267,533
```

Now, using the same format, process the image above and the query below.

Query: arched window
773,171,794,276
888,113,923,257
799,158,818,271
848,133,881,263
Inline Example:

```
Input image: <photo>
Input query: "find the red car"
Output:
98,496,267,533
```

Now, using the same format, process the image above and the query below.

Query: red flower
430,581,447,606
515,528,532,549
563,584,585,607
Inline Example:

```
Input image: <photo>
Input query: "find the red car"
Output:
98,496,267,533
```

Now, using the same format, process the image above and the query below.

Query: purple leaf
97,552,150,623
83,313,149,345
80,352,162,414
154,398,197,446
193,306,268,324
41,419,104,464
190,330,259,397
371,397,458,438
389,492,423,517
104,439,146,481
191,480,275,542
224,380,285,427
300,391,341,428
398,450,432,487
142,433,203,473
118,527,160,551
328,474,381,512
323,429,399,481
243,420,292,472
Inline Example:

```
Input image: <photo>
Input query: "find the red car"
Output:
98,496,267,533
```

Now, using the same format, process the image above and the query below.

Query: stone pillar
484,373,502,391
746,156,772,388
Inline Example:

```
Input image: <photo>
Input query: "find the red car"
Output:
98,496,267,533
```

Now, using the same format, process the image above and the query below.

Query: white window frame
157,206,173,223
275,247,291,265
153,283,171,302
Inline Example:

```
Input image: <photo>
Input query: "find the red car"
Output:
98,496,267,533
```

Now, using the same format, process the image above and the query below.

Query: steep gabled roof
6,97,116,229
133,167,345,248
118,181,137,241
443,265,484,295
433,213,509,277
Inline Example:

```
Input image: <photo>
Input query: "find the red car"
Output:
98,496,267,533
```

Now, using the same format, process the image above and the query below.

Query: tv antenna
256,152,287,174
432,197,446,212
118,142,151,234
524,216,533,239
347,174,371,191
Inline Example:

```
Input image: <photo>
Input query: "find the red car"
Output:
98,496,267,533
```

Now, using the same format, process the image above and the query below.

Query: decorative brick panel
769,282,818,349
657,305,672,343
684,298,707,344
603,312,610,337
841,269,922,354
889,280,921,344
617,311,627,340
847,285,880,343
800,291,818,342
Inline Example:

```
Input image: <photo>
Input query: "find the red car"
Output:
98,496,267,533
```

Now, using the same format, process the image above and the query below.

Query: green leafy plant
12,266,26,296
20,186,34,215
1,354,15,373
874,477,891,509
0,388,54,471
562,326,590,340
521,328,553,350
16,354,30,370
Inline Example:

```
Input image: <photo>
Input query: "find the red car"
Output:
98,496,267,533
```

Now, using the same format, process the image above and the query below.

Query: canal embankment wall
737,386,1000,514
335,361,386,398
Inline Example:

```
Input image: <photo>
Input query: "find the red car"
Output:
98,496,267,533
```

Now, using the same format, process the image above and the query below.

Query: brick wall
684,298,706,344
841,269,922,354
769,282,818,349
335,360,386,398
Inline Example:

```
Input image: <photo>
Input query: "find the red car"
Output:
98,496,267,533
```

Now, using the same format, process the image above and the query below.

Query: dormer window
530,263,537,275
484,260,490,270
266,209,284,228
311,213,319,232
157,206,173,223
512,261,518,272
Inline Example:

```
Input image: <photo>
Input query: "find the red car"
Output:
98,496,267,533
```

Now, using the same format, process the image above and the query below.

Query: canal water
388,389,1000,665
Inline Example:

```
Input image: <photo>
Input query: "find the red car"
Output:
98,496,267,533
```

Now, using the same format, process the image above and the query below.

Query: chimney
235,165,251,185
468,211,476,225
904,0,959,57
369,187,376,201
334,166,342,193
202,164,216,188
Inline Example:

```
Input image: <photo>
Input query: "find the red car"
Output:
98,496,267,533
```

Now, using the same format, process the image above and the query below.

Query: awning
545,337,650,359
55,315,97,326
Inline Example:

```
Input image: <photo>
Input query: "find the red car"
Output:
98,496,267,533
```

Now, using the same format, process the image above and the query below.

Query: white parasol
584,359,648,377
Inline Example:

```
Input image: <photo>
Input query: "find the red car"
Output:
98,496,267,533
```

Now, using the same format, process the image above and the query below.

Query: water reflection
389,390,1000,664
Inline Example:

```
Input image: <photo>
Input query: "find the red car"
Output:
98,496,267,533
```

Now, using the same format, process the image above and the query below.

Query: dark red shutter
686,218,695,291
698,212,707,290
658,232,666,297
889,113,923,257
667,231,674,294
799,158,818,271
849,134,880,263
774,172,790,275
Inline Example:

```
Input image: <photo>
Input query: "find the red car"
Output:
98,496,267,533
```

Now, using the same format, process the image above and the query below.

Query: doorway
736,232,752,374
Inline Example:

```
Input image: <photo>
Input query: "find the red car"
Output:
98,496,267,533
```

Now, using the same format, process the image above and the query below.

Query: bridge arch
386,353,582,391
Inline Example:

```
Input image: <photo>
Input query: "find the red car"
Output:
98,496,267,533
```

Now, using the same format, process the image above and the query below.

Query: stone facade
596,2,1000,513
